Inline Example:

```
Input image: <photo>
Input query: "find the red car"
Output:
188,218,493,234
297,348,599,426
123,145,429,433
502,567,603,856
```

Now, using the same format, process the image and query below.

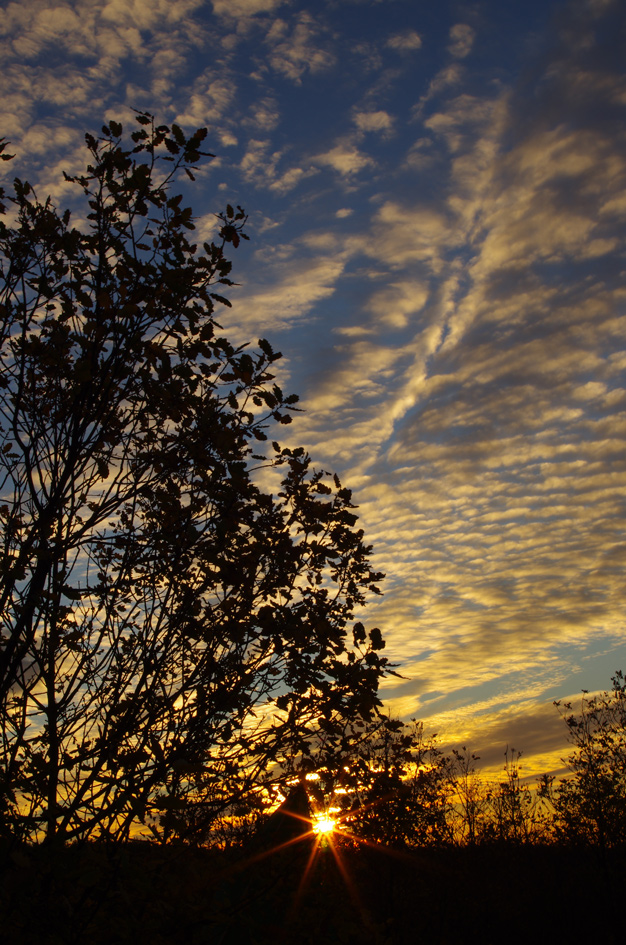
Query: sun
312,813,336,835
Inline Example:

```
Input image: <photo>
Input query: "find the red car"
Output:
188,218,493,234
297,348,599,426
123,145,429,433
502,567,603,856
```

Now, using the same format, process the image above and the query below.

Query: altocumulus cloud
271,0,626,772
1,0,624,776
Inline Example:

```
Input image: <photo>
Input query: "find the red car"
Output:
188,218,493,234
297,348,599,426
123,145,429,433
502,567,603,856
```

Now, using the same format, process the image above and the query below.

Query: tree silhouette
550,671,626,847
0,115,387,845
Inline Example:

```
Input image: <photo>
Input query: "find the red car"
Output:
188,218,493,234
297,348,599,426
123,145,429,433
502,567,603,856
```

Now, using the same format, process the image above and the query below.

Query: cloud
423,93,498,153
239,137,316,193
262,11,334,82
2,0,624,778
352,109,394,133
447,23,475,59
0,0,205,61
17,123,81,158
243,96,280,132
351,40,383,72
386,30,422,52
313,141,375,177
228,250,348,336
365,280,430,329
211,0,285,17
265,3,626,769
0,0,211,159
365,201,456,270
174,75,237,130
410,63,465,119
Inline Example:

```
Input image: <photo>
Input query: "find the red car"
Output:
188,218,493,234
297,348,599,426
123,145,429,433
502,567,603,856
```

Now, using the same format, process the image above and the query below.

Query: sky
1,0,625,778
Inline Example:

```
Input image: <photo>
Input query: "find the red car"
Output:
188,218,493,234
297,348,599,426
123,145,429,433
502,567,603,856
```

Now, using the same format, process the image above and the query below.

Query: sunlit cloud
313,140,375,177
263,11,335,82
364,202,456,270
352,109,394,133
243,96,281,132
239,137,316,192
411,64,465,119
229,249,348,335
252,0,626,778
385,30,422,52
1,0,624,779
174,75,237,129
211,0,285,18
363,280,430,330
447,23,475,59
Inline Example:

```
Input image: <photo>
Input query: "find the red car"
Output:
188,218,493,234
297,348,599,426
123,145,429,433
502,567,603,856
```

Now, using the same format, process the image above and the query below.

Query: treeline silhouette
1,674,623,945
211,670,626,852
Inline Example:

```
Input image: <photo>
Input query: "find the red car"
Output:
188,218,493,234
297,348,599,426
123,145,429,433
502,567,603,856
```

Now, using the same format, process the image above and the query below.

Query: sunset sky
1,0,625,778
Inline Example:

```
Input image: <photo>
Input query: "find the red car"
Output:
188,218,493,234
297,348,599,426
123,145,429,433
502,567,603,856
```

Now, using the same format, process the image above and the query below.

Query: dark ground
1,837,624,944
